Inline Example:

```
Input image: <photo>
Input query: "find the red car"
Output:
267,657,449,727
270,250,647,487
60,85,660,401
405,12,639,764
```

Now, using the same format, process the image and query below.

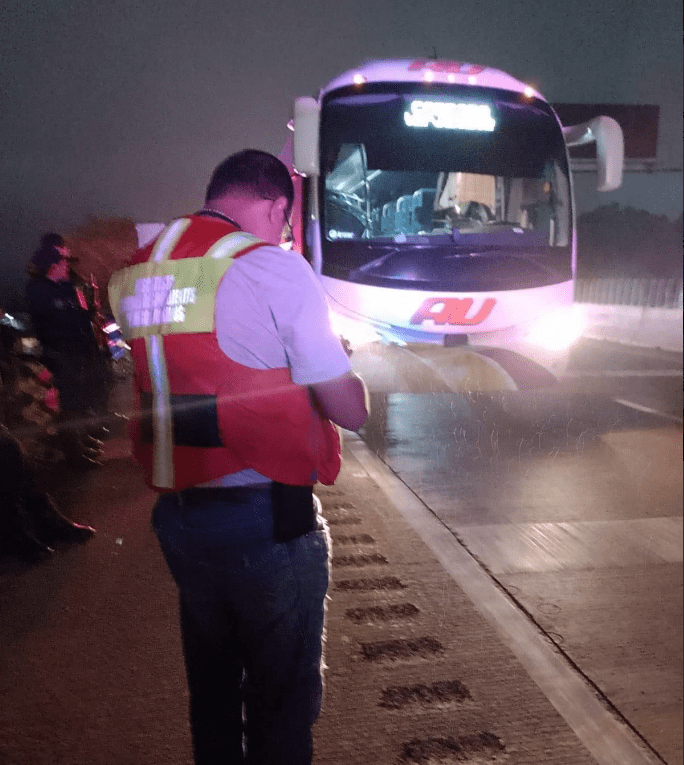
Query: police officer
26,233,108,463
109,149,367,765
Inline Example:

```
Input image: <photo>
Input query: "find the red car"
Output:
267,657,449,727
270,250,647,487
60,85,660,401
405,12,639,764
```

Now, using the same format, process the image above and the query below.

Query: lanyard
196,209,242,229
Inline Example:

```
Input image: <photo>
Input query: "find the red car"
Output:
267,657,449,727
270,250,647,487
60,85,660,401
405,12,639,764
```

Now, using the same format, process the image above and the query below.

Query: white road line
614,399,683,423
564,370,682,378
346,435,663,765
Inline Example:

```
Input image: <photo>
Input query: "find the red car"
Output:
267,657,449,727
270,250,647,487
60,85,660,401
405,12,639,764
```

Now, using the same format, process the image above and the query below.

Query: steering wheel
463,202,494,223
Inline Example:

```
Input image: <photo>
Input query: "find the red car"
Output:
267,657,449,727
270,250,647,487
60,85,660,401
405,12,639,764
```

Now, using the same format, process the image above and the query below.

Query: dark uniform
25,234,109,463
26,276,108,417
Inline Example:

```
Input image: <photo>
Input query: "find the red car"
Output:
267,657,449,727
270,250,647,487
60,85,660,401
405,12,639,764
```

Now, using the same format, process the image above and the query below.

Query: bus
281,58,624,389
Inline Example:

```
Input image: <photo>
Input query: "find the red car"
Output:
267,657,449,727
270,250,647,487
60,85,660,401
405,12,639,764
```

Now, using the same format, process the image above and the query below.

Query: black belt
173,482,316,543
177,485,271,505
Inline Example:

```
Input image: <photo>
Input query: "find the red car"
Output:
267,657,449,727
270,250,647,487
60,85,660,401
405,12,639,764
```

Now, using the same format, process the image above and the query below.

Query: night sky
0,0,681,308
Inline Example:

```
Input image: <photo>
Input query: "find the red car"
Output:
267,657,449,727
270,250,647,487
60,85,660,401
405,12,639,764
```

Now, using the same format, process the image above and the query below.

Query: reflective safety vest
108,215,341,491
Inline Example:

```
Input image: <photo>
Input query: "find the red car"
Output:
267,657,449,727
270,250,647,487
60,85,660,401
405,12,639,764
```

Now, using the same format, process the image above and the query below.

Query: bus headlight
329,310,380,348
524,306,586,352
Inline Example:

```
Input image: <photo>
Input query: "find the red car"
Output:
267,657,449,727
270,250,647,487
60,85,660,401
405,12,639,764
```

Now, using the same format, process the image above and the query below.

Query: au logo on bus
407,60,485,76
410,297,496,326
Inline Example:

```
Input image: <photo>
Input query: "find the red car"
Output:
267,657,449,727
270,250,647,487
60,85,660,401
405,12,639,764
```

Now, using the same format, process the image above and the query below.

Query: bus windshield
320,85,571,253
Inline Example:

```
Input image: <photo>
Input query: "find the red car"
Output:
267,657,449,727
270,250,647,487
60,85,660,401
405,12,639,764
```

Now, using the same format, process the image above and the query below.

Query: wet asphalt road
0,337,680,764
350,337,683,764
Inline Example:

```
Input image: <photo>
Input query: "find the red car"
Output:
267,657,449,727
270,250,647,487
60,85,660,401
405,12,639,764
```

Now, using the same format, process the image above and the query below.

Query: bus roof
321,59,544,101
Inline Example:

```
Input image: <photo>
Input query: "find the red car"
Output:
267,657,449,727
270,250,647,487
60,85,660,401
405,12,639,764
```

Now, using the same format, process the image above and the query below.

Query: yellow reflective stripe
151,218,192,263
145,334,174,488
203,231,263,260
107,269,126,329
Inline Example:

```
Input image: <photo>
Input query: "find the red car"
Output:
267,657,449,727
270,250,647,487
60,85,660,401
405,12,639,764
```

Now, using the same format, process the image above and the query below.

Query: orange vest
108,215,341,492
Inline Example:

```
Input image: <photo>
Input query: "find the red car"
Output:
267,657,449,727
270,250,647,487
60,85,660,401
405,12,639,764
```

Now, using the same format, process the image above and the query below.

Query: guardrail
575,277,683,309
574,279,683,353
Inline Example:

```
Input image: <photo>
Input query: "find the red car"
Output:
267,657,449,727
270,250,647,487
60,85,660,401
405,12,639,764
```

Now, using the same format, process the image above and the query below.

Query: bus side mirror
293,97,320,177
563,116,624,192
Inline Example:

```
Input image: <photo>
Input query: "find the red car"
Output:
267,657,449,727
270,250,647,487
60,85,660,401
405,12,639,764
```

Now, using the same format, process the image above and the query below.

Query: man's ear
269,196,288,223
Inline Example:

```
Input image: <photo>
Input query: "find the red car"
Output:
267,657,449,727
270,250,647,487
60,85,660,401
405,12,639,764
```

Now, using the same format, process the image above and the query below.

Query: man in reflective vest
109,149,367,765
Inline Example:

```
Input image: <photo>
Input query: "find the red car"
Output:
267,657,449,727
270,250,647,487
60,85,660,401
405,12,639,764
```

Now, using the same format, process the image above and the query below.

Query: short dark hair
205,149,294,214
39,232,64,250
27,232,65,277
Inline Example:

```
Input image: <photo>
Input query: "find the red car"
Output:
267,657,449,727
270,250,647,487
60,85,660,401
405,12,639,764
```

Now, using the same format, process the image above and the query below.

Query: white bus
282,58,624,389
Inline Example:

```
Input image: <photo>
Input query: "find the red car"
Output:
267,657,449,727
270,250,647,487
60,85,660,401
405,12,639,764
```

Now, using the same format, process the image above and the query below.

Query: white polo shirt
201,244,352,487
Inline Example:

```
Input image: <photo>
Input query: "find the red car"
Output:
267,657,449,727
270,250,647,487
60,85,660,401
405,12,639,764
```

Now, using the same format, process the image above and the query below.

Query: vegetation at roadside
577,204,683,279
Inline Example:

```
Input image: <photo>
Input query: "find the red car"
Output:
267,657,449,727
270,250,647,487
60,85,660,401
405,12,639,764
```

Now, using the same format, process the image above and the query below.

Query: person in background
0,315,95,563
109,149,368,765
25,233,108,465
0,424,96,563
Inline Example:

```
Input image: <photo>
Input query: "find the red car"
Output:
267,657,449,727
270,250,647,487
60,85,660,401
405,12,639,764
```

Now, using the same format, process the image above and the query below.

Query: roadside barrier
575,278,683,352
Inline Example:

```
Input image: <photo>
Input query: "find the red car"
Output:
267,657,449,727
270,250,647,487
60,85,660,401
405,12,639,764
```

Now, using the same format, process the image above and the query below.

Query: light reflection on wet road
361,390,680,525
350,338,683,764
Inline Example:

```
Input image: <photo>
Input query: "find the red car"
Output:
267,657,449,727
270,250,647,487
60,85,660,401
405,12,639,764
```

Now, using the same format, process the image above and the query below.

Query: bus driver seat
412,188,437,233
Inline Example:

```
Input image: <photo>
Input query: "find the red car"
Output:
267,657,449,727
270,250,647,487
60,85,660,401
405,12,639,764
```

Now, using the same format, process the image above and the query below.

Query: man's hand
309,371,368,431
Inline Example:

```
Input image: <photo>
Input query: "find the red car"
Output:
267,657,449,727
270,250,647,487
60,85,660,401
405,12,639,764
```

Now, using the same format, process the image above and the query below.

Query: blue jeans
152,488,330,765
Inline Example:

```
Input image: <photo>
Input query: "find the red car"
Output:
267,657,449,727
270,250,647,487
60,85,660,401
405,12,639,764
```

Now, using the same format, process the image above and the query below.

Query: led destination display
404,100,496,132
